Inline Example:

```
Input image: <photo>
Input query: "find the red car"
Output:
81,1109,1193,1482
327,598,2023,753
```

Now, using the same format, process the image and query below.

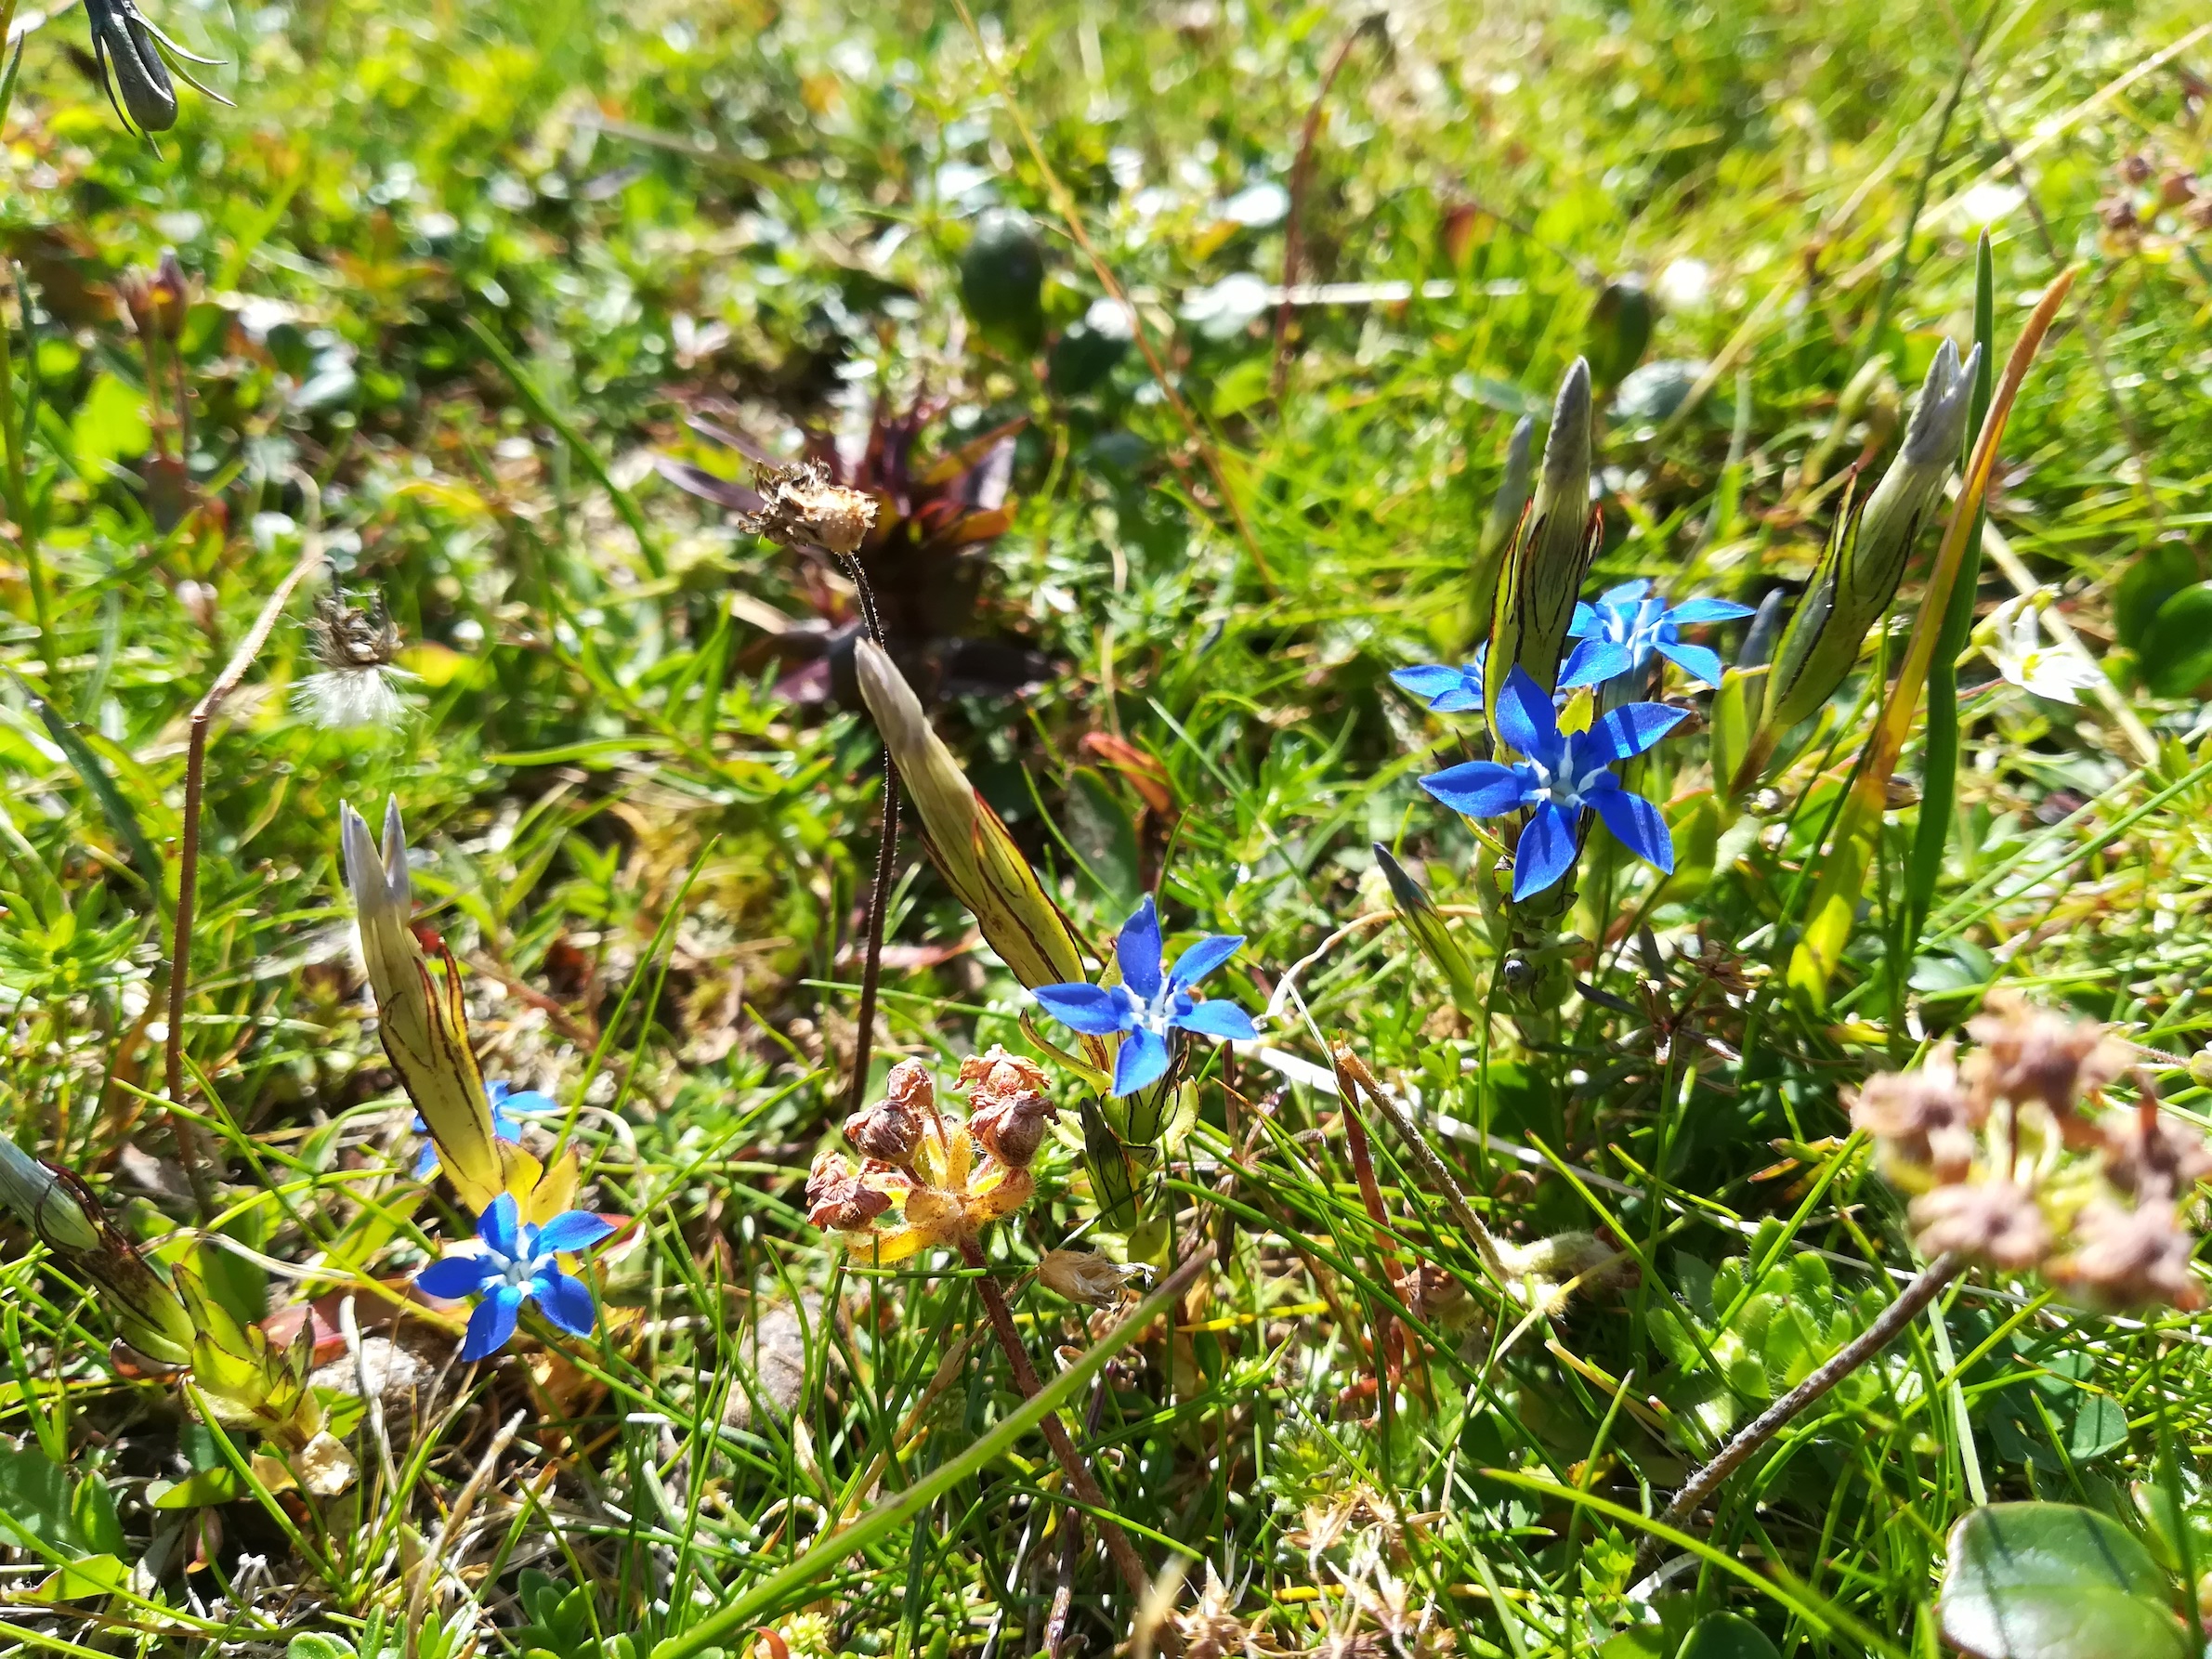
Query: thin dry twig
164,523,325,1215
406,1406,529,1658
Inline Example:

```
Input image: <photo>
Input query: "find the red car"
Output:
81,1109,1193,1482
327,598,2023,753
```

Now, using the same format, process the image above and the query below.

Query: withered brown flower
2050,1198,2204,1311
844,1059,935,1166
1962,992,2127,1119
805,1150,893,1232
1909,1178,2050,1271
1850,1040,1980,1178
2099,1099,2212,1203
740,460,878,556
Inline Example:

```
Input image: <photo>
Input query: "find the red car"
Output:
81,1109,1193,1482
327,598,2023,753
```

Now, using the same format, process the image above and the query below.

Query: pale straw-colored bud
1037,1248,1148,1307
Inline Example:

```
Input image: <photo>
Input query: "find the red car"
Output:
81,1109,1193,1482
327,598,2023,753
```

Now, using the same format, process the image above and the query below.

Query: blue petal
1174,999,1258,1042
1493,667,1562,763
1420,761,1526,819
478,1192,522,1260
1599,579,1654,607
1512,803,1581,900
1656,640,1724,686
1566,601,1598,639
1559,638,1634,689
1115,897,1164,1001
1111,1027,1171,1096
1391,664,1471,703
1664,596,1755,625
413,1141,440,1180
531,1266,597,1338
536,1210,615,1254
1587,780,1675,873
461,1284,525,1362
1583,701,1689,765
1426,685,1484,712
1032,983,1136,1036
415,1253,495,1300
496,1088,558,1117
1170,934,1242,990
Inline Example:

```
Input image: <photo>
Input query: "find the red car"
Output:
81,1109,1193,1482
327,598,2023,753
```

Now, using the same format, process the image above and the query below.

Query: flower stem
1630,1251,1963,1579
957,1235,1172,1647
841,555,899,1121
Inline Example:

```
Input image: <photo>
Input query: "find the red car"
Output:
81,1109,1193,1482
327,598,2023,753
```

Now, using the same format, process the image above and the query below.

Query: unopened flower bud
844,1060,933,1165
1038,1248,1148,1307
805,1150,889,1232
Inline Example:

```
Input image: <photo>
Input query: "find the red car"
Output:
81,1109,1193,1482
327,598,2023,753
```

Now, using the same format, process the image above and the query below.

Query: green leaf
1675,1613,1782,1659
2139,583,2212,698
33,699,163,892
71,1472,124,1556
1939,1502,2188,1659
1065,767,1142,914
1987,1353,2129,1471
2116,543,2202,652
286,1638,360,1659
70,373,153,475
150,1465,253,1509
31,1552,127,1601
0,1438,78,1551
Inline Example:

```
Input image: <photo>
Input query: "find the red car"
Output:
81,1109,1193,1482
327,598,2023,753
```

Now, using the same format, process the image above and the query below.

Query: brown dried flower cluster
740,459,879,556
805,1050,1061,1265
1850,993,2208,1310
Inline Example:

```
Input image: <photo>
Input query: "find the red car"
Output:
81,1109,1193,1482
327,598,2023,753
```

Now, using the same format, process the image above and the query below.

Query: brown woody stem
840,555,899,1121
958,1234,1172,1649
1631,1251,1964,1579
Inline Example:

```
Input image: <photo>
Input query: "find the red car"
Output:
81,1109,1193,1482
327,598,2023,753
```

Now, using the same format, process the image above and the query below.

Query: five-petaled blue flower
412,1080,555,1181
1561,580,1753,690
415,1192,613,1361
1420,665,1687,900
1391,645,1487,712
1032,896,1258,1097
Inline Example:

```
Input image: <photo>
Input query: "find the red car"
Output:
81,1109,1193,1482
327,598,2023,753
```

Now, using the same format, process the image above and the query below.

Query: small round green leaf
1939,1501,2188,1659
2139,582,2212,698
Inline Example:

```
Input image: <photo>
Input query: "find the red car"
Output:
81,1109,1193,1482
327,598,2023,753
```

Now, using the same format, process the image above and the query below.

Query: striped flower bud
1760,341,1983,739
1467,414,1535,647
1372,843,1482,1015
1486,359,1597,725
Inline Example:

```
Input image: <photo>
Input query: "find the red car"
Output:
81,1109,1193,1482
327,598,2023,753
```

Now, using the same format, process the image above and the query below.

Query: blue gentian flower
1032,896,1258,1097
1392,645,1487,712
412,1080,556,1181
1560,580,1753,689
414,1192,613,1361
1420,665,1687,900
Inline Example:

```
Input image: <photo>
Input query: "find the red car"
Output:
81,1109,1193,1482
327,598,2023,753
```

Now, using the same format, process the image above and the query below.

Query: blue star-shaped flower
412,1080,556,1181
1560,580,1753,689
1391,645,1487,712
414,1192,613,1361
1032,896,1258,1097
1420,665,1687,900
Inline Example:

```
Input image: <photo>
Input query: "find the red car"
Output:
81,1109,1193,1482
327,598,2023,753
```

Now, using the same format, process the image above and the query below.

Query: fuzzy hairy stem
958,1235,1173,1649
840,554,900,1121
1631,1251,1964,1579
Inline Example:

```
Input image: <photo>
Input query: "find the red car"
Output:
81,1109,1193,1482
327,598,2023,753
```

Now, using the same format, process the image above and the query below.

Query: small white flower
1982,594,2104,705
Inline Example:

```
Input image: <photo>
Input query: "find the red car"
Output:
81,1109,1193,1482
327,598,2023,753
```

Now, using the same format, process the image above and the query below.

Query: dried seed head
741,460,878,556
1037,1248,1148,1307
958,1045,1051,1102
297,590,417,730
805,1150,889,1232
844,1060,933,1166
2050,1198,2204,1311
966,1088,1058,1169
1962,992,2126,1117
1850,1041,1982,1180
2098,1099,2212,1203
1909,1178,2051,1271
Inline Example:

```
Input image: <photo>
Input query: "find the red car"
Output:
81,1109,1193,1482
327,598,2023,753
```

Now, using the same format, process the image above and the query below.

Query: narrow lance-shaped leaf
341,800,505,1214
1486,359,1596,729
1373,843,1483,1014
1756,341,1982,761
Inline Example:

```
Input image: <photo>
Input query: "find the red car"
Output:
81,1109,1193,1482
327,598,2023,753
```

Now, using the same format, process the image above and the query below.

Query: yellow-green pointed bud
341,799,506,1215
1373,843,1483,1014
1468,414,1535,647
852,639,1090,996
1486,359,1596,726
0,1140,196,1365
1761,340,1982,741
1584,275,1654,389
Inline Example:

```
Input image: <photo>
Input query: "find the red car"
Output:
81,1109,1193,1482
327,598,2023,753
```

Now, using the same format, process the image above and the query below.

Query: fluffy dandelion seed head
296,590,417,730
